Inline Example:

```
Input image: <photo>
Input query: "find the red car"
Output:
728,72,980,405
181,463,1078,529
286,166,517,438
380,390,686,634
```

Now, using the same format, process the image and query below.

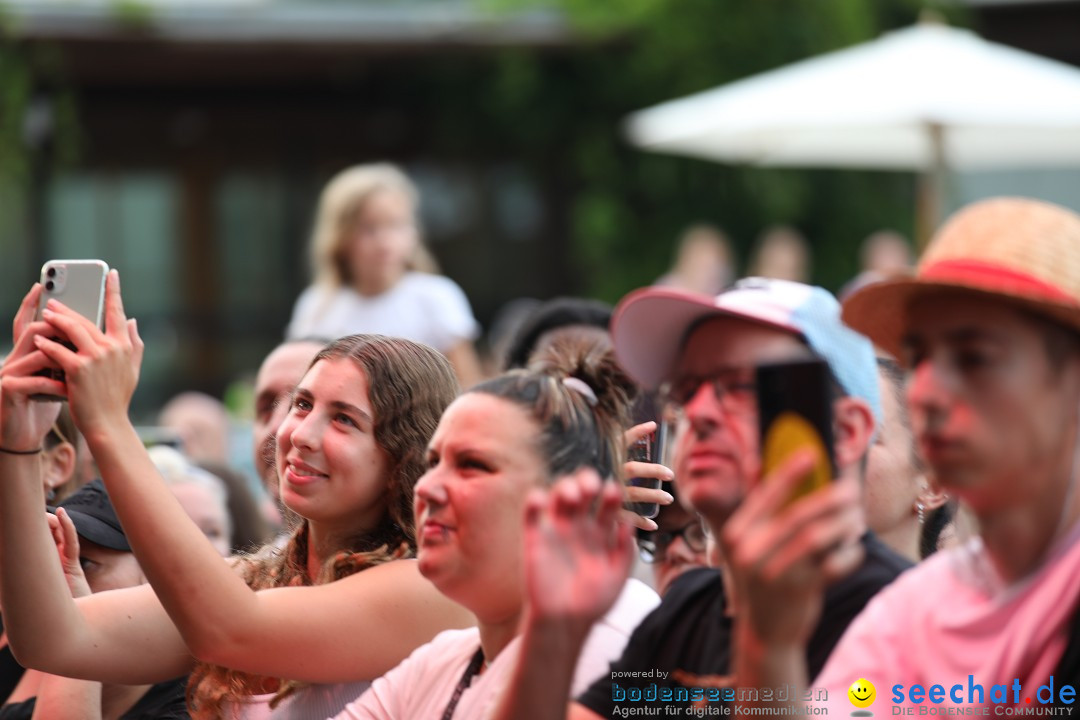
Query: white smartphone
35,259,109,328
32,259,109,400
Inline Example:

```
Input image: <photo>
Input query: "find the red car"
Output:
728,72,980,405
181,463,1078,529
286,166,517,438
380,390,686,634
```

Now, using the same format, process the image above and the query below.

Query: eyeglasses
637,520,708,563
661,372,757,415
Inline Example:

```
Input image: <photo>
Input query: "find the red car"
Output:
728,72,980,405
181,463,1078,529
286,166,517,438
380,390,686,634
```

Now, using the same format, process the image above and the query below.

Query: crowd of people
0,162,1076,719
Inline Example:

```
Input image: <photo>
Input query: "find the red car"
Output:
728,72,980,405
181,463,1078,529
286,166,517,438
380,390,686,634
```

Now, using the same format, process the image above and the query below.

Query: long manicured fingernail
660,491,675,504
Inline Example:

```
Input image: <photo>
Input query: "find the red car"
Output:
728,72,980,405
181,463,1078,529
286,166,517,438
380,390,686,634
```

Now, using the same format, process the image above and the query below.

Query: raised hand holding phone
626,420,670,519
717,358,861,648
30,260,109,401
756,358,836,504
622,420,675,530
32,269,144,432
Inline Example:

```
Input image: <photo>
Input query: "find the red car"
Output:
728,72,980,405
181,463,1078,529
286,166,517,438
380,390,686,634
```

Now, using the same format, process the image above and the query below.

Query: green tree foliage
469,0,954,298
0,5,30,184
0,3,80,316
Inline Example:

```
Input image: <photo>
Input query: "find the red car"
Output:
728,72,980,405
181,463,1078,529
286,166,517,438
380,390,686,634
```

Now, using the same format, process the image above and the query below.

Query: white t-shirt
335,579,660,719
225,680,372,720
813,524,1080,713
286,273,480,352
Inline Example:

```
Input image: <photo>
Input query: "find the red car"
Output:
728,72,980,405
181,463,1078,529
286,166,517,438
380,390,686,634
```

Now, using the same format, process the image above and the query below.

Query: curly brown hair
186,334,459,718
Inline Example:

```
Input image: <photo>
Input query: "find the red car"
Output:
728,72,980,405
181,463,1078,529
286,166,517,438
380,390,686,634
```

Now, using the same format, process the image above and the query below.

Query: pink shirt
814,525,1080,713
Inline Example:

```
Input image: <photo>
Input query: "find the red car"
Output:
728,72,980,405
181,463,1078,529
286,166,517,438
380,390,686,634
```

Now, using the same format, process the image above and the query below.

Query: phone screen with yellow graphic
756,358,836,503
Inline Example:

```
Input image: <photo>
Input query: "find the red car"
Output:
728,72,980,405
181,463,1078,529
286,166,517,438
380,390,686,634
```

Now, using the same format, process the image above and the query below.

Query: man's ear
833,396,875,472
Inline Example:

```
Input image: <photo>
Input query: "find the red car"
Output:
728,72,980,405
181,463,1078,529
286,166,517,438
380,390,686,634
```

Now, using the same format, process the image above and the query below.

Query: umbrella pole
916,123,946,252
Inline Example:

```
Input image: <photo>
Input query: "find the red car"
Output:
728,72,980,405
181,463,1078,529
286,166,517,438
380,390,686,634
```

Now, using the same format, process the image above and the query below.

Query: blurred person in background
252,338,326,532
866,356,948,562
503,297,613,371
149,446,234,558
286,163,482,388
863,229,913,274
840,229,915,299
655,223,735,296
747,224,811,283
196,460,272,555
0,479,189,719
635,481,708,597
480,297,540,378
159,392,272,549
0,278,475,720
158,392,230,466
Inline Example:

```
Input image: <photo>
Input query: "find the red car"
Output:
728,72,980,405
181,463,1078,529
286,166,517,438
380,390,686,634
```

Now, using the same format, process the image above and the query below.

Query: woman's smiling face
275,358,390,534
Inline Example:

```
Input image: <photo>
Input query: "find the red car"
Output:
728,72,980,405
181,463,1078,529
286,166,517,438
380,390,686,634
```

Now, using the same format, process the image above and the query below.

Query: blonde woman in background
286,164,483,387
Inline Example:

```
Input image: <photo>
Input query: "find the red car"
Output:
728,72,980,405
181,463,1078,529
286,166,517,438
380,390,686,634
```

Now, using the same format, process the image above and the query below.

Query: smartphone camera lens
45,280,55,291
46,267,56,278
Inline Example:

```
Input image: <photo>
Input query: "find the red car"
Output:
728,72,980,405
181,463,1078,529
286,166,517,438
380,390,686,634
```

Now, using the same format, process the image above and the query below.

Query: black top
0,616,26,706
1052,599,1080,711
0,676,189,720
0,651,25,707
577,532,911,714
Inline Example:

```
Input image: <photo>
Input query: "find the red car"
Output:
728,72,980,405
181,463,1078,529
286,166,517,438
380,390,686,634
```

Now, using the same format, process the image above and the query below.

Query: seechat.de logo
849,678,877,716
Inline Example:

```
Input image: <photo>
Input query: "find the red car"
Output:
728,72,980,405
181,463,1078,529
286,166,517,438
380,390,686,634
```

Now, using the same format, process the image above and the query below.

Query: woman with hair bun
286,163,482,387
335,334,660,719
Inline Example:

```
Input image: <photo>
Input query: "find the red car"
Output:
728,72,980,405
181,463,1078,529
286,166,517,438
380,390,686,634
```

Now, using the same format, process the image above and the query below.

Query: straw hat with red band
842,197,1080,359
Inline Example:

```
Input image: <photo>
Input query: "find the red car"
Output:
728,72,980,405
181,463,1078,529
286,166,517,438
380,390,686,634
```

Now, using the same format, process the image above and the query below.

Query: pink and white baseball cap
611,277,882,423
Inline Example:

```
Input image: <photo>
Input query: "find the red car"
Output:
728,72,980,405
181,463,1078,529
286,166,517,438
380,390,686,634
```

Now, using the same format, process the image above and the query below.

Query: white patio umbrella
625,20,1080,244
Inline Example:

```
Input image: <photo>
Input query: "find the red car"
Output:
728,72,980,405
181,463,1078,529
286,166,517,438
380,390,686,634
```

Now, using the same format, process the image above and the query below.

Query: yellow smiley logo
848,678,876,709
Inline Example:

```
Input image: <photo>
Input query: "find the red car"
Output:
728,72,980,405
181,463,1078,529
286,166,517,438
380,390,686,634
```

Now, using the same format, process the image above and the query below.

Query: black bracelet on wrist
0,446,43,456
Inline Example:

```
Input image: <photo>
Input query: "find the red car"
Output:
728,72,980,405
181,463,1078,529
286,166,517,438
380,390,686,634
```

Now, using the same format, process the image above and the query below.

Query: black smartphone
31,259,109,401
756,358,836,503
627,420,669,520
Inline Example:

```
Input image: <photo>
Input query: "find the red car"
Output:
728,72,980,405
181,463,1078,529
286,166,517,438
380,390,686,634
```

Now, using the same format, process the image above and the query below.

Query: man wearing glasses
492,278,911,720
